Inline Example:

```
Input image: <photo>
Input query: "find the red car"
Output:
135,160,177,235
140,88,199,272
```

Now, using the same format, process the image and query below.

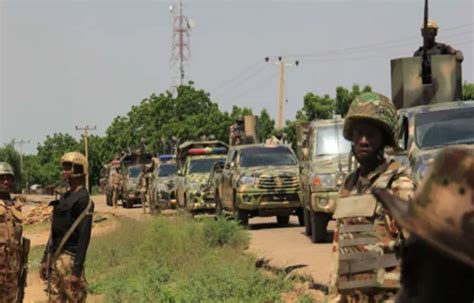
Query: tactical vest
0,199,22,279
333,163,402,293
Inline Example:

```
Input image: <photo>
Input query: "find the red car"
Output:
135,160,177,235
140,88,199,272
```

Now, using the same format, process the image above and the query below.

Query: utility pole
13,139,30,192
265,56,299,129
170,0,193,92
75,125,96,192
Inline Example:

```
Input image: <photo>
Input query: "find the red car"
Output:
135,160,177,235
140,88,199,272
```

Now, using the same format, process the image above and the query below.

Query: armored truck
215,144,303,226
149,155,177,211
299,117,351,243
175,141,228,215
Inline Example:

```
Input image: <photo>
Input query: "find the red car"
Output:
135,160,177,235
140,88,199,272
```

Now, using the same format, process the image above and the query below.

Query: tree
256,109,275,141
335,84,372,117
463,82,474,100
302,92,335,120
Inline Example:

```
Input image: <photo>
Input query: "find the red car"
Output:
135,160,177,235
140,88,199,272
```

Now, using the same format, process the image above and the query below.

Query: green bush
85,215,291,302
202,216,249,248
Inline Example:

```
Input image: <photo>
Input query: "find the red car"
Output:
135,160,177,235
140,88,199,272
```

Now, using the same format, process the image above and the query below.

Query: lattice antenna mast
170,0,192,90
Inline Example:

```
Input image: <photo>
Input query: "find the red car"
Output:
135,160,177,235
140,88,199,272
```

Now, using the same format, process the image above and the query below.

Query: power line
213,63,268,98
212,60,264,92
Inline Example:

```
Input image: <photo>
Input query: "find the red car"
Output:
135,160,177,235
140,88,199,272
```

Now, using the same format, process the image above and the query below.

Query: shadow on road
249,222,302,230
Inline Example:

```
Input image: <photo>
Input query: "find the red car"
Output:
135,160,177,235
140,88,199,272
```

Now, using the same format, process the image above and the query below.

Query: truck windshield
128,166,142,178
240,147,297,167
189,158,226,174
159,164,176,177
415,107,474,148
316,125,351,156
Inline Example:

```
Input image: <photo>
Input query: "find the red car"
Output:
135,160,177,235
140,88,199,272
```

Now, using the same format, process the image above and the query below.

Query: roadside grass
86,215,292,302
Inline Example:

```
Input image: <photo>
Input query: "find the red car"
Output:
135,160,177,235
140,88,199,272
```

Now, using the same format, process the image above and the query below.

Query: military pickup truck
299,117,351,243
175,141,228,215
121,152,152,208
215,144,303,226
149,155,177,211
398,100,474,181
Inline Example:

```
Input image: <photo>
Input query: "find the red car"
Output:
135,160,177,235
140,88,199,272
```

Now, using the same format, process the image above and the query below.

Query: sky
1,0,472,154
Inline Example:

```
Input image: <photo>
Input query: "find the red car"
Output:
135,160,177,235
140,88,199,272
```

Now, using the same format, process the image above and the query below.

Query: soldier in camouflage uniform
413,19,464,62
373,146,474,303
40,152,94,303
110,166,122,209
329,92,416,302
0,162,26,302
138,165,149,214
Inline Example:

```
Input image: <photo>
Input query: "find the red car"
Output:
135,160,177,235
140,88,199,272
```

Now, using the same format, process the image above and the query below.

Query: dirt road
22,195,334,301
248,216,335,286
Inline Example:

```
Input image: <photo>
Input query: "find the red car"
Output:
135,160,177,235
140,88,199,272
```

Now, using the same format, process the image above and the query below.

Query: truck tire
106,193,112,206
276,215,290,225
297,209,305,226
310,210,329,243
304,208,311,236
215,192,223,216
236,208,249,226
122,199,128,208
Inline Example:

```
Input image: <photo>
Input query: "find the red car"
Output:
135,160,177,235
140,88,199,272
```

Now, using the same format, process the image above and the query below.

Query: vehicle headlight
311,174,336,190
240,176,259,186
188,182,201,191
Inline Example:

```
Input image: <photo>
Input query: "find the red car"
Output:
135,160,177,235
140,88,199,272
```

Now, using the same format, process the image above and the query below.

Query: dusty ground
22,194,334,302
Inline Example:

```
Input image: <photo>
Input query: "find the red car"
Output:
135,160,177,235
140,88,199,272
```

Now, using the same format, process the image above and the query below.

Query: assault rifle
421,0,432,84
17,237,30,303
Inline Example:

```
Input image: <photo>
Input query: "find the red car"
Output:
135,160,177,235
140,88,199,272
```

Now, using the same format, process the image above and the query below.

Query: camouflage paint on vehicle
299,118,351,242
217,144,302,225
397,100,474,182
150,161,177,209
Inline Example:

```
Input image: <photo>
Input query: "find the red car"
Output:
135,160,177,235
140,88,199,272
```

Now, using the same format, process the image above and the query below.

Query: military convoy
214,144,303,226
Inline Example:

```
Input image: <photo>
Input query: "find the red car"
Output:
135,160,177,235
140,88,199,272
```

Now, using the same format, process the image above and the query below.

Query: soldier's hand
69,274,80,291
39,262,48,281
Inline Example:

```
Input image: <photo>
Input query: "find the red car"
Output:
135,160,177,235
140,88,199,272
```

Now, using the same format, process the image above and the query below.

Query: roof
399,100,474,116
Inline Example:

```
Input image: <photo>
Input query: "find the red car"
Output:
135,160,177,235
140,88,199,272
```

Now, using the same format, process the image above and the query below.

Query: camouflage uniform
49,254,87,303
373,146,474,302
138,169,148,214
329,93,416,302
0,163,24,303
110,170,122,209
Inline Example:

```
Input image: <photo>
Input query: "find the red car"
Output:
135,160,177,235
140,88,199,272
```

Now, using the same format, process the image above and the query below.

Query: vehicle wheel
310,210,329,243
106,193,112,206
297,209,305,226
236,208,249,226
276,215,290,225
122,199,128,208
304,208,311,236
126,199,134,209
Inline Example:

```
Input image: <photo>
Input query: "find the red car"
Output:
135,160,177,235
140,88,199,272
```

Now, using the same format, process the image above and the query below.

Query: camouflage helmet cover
343,92,398,148
373,146,474,268
0,162,14,178
60,152,88,177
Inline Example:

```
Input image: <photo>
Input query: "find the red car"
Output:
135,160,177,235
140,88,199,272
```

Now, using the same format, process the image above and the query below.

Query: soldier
373,146,474,303
0,162,29,302
138,165,148,214
111,166,122,209
39,152,94,303
413,20,464,62
329,92,416,302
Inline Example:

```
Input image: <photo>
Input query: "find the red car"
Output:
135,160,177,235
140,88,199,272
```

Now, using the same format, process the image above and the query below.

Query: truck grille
257,176,299,190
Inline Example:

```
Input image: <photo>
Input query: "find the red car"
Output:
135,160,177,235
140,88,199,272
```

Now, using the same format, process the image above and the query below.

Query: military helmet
0,162,14,178
343,92,398,148
60,152,88,177
373,146,474,268
421,19,439,30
